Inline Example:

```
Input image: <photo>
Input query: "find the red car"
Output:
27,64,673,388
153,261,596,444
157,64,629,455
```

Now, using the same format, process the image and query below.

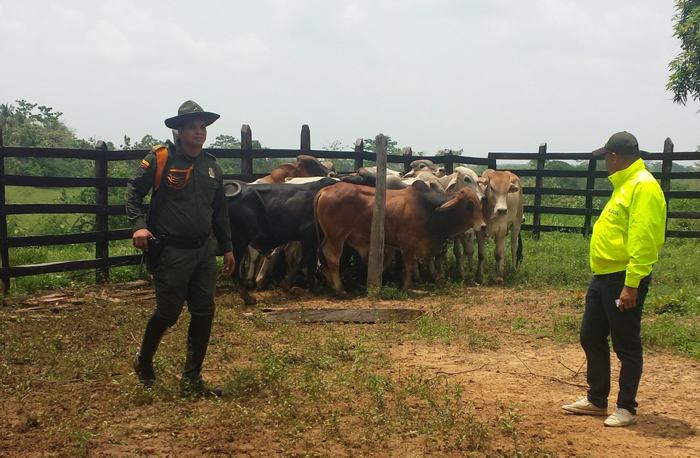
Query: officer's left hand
618,286,638,310
222,251,235,276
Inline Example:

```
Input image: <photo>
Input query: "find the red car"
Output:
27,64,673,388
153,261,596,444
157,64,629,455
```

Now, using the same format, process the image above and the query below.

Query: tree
667,0,700,105
120,134,163,150
435,148,464,156
364,135,400,155
1,100,95,176
208,134,240,149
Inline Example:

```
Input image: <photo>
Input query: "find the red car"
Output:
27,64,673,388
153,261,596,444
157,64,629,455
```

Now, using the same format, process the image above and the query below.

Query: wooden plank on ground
246,308,424,324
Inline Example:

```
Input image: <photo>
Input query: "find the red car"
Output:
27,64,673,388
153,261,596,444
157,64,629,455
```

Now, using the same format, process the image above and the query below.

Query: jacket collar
608,158,645,189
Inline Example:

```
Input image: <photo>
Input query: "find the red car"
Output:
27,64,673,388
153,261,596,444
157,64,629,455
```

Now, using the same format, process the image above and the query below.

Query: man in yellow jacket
563,131,666,427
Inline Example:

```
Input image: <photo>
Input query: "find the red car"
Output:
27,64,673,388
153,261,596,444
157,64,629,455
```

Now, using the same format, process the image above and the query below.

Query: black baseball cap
592,131,647,157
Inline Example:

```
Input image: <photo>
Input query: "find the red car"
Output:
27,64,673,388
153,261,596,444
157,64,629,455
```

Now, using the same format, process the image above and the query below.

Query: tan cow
475,169,524,284
255,155,335,183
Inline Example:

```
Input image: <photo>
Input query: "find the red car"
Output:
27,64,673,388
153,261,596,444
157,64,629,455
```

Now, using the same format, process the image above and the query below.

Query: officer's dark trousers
580,271,650,415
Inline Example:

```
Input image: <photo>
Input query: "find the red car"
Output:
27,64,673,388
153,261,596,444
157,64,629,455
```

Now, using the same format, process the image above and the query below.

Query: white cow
475,169,524,284
436,166,484,277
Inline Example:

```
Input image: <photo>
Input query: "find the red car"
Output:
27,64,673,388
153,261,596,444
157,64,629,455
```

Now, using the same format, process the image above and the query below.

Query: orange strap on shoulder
153,146,170,192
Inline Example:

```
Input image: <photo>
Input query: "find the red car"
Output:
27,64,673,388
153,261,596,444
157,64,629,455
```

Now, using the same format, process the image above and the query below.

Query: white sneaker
604,408,636,427
562,396,608,416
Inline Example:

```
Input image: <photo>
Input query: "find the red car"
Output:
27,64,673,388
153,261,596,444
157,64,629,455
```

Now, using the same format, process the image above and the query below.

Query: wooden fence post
354,138,364,171
95,140,109,283
661,137,673,205
300,125,311,151
241,124,253,180
532,143,547,240
487,153,497,170
367,134,387,292
401,146,413,174
0,127,9,293
444,151,454,175
582,156,597,237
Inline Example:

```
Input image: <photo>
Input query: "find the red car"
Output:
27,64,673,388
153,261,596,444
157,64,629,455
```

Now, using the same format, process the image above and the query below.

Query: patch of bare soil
388,288,700,457
1,284,698,456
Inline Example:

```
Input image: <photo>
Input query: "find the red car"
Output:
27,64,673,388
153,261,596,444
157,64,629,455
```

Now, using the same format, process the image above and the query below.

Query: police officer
126,100,235,396
563,131,666,426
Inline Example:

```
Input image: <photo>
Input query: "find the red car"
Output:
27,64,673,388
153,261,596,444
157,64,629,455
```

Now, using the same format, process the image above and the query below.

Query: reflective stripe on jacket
590,158,666,288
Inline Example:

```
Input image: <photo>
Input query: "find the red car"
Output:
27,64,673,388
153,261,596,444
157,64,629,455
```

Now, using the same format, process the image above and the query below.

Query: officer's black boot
181,315,222,397
133,313,170,388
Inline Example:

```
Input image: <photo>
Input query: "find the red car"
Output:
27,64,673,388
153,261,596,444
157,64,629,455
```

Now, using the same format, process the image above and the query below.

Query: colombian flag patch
140,159,150,169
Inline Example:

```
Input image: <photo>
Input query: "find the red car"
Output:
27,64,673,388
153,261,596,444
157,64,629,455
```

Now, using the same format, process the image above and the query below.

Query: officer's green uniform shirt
125,142,233,254
590,158,666,288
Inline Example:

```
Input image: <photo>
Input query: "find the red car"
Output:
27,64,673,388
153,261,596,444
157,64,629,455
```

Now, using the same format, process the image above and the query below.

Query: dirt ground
1,284,698,456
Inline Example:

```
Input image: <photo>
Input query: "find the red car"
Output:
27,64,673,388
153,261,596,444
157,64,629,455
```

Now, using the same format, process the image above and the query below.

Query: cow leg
321,239,347,297
453,235,464,279
233,243,256,306
428,258,440,283
511,222,523,269
401,250,416,290
255,248,281,290
245,246,261,289
475,231,486,284
465,230,475,272
297,236,317,291
494,232,506,285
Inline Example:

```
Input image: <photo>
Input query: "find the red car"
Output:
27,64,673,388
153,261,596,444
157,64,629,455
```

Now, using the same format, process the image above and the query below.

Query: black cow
225,177,338,305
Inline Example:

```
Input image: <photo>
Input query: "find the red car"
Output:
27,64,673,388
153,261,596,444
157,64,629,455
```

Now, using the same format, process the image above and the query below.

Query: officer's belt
157,233,209,249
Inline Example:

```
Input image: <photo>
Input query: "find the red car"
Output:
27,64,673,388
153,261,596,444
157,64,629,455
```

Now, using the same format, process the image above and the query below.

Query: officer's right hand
132,228,155,252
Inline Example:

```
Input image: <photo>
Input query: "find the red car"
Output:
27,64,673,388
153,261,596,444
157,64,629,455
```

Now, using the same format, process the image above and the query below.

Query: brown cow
314,181,486,295
255,155,335,183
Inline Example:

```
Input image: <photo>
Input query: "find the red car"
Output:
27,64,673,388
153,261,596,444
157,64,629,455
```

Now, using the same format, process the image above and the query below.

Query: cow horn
224,180,242,198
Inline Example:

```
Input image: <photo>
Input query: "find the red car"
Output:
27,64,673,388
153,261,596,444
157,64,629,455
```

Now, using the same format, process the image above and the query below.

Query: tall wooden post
300,124,311,151
532,143,547,240
367,134,387,292
95,140,109,283
661,138,674,233
0,127,9,293
487,152,497,170
241,124,253,180
444,151,454,175
582,157,597,237
401,146,413,174
354,138,364,171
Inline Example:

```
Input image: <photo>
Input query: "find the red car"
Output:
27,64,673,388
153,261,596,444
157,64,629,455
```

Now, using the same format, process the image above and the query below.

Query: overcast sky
1,0,698,155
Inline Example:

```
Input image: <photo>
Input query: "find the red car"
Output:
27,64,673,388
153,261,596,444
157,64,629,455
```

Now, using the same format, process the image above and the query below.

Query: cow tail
313,190,327,269
516,232,523,266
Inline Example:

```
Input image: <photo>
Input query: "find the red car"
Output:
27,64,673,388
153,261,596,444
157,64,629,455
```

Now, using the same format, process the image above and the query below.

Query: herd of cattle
223,155,524,305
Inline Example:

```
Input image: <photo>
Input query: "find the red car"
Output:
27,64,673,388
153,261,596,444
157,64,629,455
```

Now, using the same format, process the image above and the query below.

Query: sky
1,0,699,155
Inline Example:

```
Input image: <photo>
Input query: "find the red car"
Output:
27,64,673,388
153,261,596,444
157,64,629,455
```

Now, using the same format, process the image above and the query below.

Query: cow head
402,159,438,178
436,188,487,233
446,166,484,202
478,170,520,217
296,155,336,178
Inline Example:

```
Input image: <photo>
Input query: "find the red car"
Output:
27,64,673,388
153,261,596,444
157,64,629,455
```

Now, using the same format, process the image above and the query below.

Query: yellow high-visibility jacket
590,158,666,288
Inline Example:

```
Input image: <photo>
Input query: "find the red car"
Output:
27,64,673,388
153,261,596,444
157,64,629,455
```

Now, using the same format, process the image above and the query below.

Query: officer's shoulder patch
140,159,150,169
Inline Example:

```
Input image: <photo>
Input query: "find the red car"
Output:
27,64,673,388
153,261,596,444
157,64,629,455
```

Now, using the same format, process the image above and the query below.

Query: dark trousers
580,271,651,415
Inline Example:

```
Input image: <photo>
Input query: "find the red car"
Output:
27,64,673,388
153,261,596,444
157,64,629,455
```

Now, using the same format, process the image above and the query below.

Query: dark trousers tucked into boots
181,314,222,397
580,272,650,415
134,313,171,386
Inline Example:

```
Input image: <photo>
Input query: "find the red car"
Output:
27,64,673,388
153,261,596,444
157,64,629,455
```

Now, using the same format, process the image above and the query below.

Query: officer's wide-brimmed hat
592,131,648,157
164,100,220,129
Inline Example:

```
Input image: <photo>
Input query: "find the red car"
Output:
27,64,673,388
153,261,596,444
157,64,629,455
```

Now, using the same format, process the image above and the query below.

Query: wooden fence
1,125,699,292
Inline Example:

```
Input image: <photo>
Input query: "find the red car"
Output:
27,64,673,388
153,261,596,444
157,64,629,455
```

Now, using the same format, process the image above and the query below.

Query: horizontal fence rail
1,125,699,292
